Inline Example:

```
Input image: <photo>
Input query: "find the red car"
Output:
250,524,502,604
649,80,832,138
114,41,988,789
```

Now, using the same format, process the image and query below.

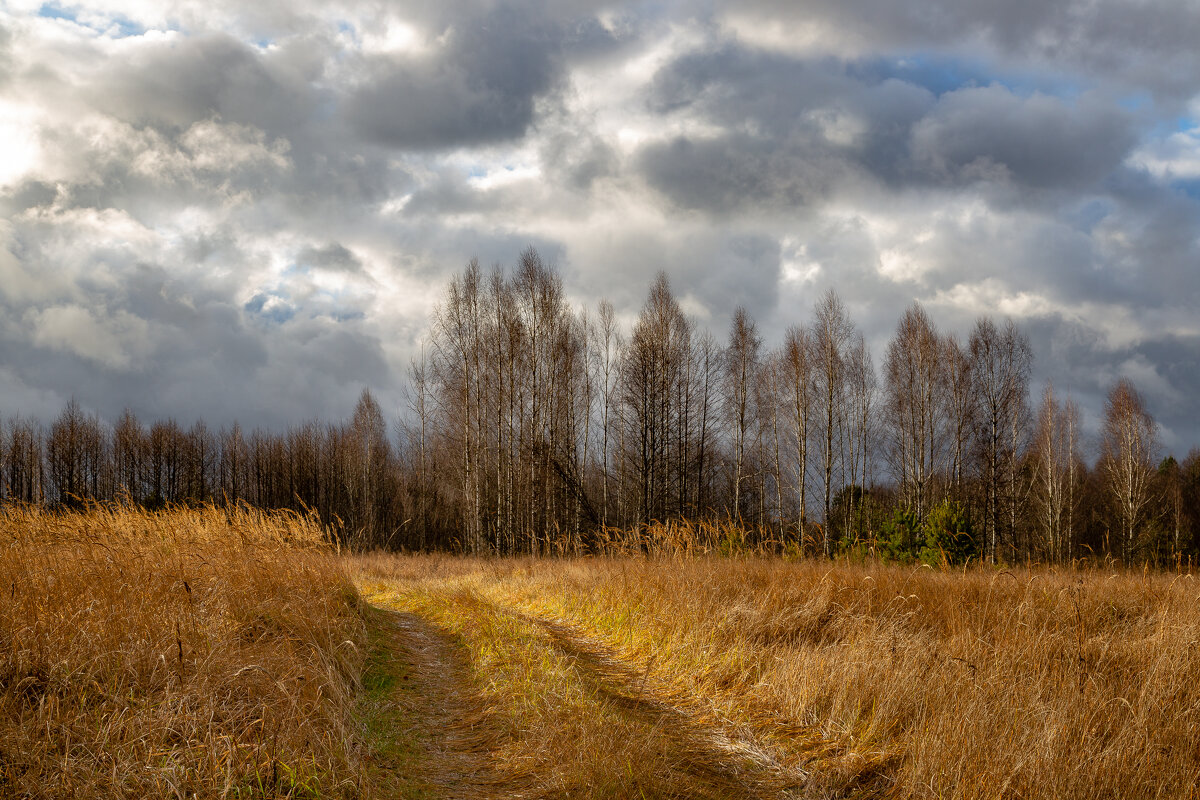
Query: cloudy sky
2,0,1199,452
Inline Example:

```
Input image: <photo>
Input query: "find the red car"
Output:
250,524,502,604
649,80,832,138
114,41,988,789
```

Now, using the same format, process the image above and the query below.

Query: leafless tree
47,399,105,506
884,304,946,524
1100,378,1159,561
691,331,722,518
592,299,621,526
4,416,44,504
812,289,854,555
843,333,877,542
113,409,145,502
405,348,432,549
969,317,1032,562
781,325,814,539
943,335,975,502
619,272,692,528
218,422,247,504
1032,383,1081,561
725,307,761,522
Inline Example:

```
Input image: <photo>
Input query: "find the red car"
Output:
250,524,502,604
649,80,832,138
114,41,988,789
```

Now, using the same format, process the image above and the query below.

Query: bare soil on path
359,608,508,799
360,587,812,799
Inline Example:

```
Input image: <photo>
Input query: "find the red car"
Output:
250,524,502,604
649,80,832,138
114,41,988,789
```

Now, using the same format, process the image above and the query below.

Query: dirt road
358,583,809,799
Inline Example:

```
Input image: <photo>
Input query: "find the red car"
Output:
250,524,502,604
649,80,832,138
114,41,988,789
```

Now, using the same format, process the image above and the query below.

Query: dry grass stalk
0,504,366,799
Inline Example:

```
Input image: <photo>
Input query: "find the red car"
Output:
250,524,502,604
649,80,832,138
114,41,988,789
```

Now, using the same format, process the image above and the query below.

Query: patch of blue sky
1139,111,1198,141
849,53,990,95
102,15,145,38
276,266,365,318
282,263,311,278
1171,179,1200,203
1117,92,1152,113
38,2,148,38
1064,197,1115,233
243,292,296,325
852,52,1083,99
36,2,74,21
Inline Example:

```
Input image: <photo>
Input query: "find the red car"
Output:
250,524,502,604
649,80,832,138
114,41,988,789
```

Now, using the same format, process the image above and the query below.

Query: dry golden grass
0,504,367,799
356,552,803,799
355,550,1200,799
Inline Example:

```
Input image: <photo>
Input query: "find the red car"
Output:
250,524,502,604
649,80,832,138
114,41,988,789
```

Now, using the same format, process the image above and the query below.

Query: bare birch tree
884,304,945,524
782,325,814,541
969,317,1032,562
812,289,854,555
1100,378,1158,562
1032,383,1080,561
725,306,761,522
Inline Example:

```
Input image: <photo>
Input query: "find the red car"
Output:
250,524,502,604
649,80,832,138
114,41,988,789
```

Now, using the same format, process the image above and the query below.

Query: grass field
355,553,1200,800
0,505,367,798
5,507,1199,798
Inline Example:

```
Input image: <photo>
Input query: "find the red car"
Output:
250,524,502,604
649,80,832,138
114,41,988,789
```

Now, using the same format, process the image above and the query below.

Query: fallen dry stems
0,504,367,799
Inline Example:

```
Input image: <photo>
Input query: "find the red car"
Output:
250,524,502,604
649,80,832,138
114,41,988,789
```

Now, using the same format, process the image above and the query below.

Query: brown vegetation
4,502,1197,798
355,549,1200,799
0,505,366,798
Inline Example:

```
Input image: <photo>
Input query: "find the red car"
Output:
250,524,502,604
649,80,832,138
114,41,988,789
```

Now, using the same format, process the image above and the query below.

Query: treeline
3,247,1199,563
0,394,401,548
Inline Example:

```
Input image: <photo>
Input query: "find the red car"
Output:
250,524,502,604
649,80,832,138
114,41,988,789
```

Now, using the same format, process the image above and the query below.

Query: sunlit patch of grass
360,575,787,800
354,551,1200,799
0,504,367,799
360,566,805,799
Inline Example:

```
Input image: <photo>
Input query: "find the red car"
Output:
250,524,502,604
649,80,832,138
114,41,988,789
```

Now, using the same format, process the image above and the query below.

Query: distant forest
3,247,1198,564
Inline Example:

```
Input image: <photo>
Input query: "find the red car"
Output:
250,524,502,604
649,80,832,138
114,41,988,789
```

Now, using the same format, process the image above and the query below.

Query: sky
1,0,1199,453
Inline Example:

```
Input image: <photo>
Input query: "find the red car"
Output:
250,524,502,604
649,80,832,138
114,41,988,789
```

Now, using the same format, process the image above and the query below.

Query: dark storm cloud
96,32,321,133
638,43,1142,214
910,87,1138,189
296,243,364,274
638,134,846,214
347,6,570,149
1100,169,1200,306
637,46,930,211
646,45,937,142
538,128,619,191
0,247,390,429
726,0,1200,100
1131,336,1200,439
0,180,58,216
73,30,400,229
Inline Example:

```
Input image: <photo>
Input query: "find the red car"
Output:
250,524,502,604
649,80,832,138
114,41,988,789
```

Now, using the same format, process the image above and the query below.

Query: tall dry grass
358,550,1200,798
0,504,367,799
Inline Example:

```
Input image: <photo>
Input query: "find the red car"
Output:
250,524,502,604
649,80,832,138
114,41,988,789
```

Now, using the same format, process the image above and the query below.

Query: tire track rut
365,590,813,799
366,608,510,799
512,609,811,800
